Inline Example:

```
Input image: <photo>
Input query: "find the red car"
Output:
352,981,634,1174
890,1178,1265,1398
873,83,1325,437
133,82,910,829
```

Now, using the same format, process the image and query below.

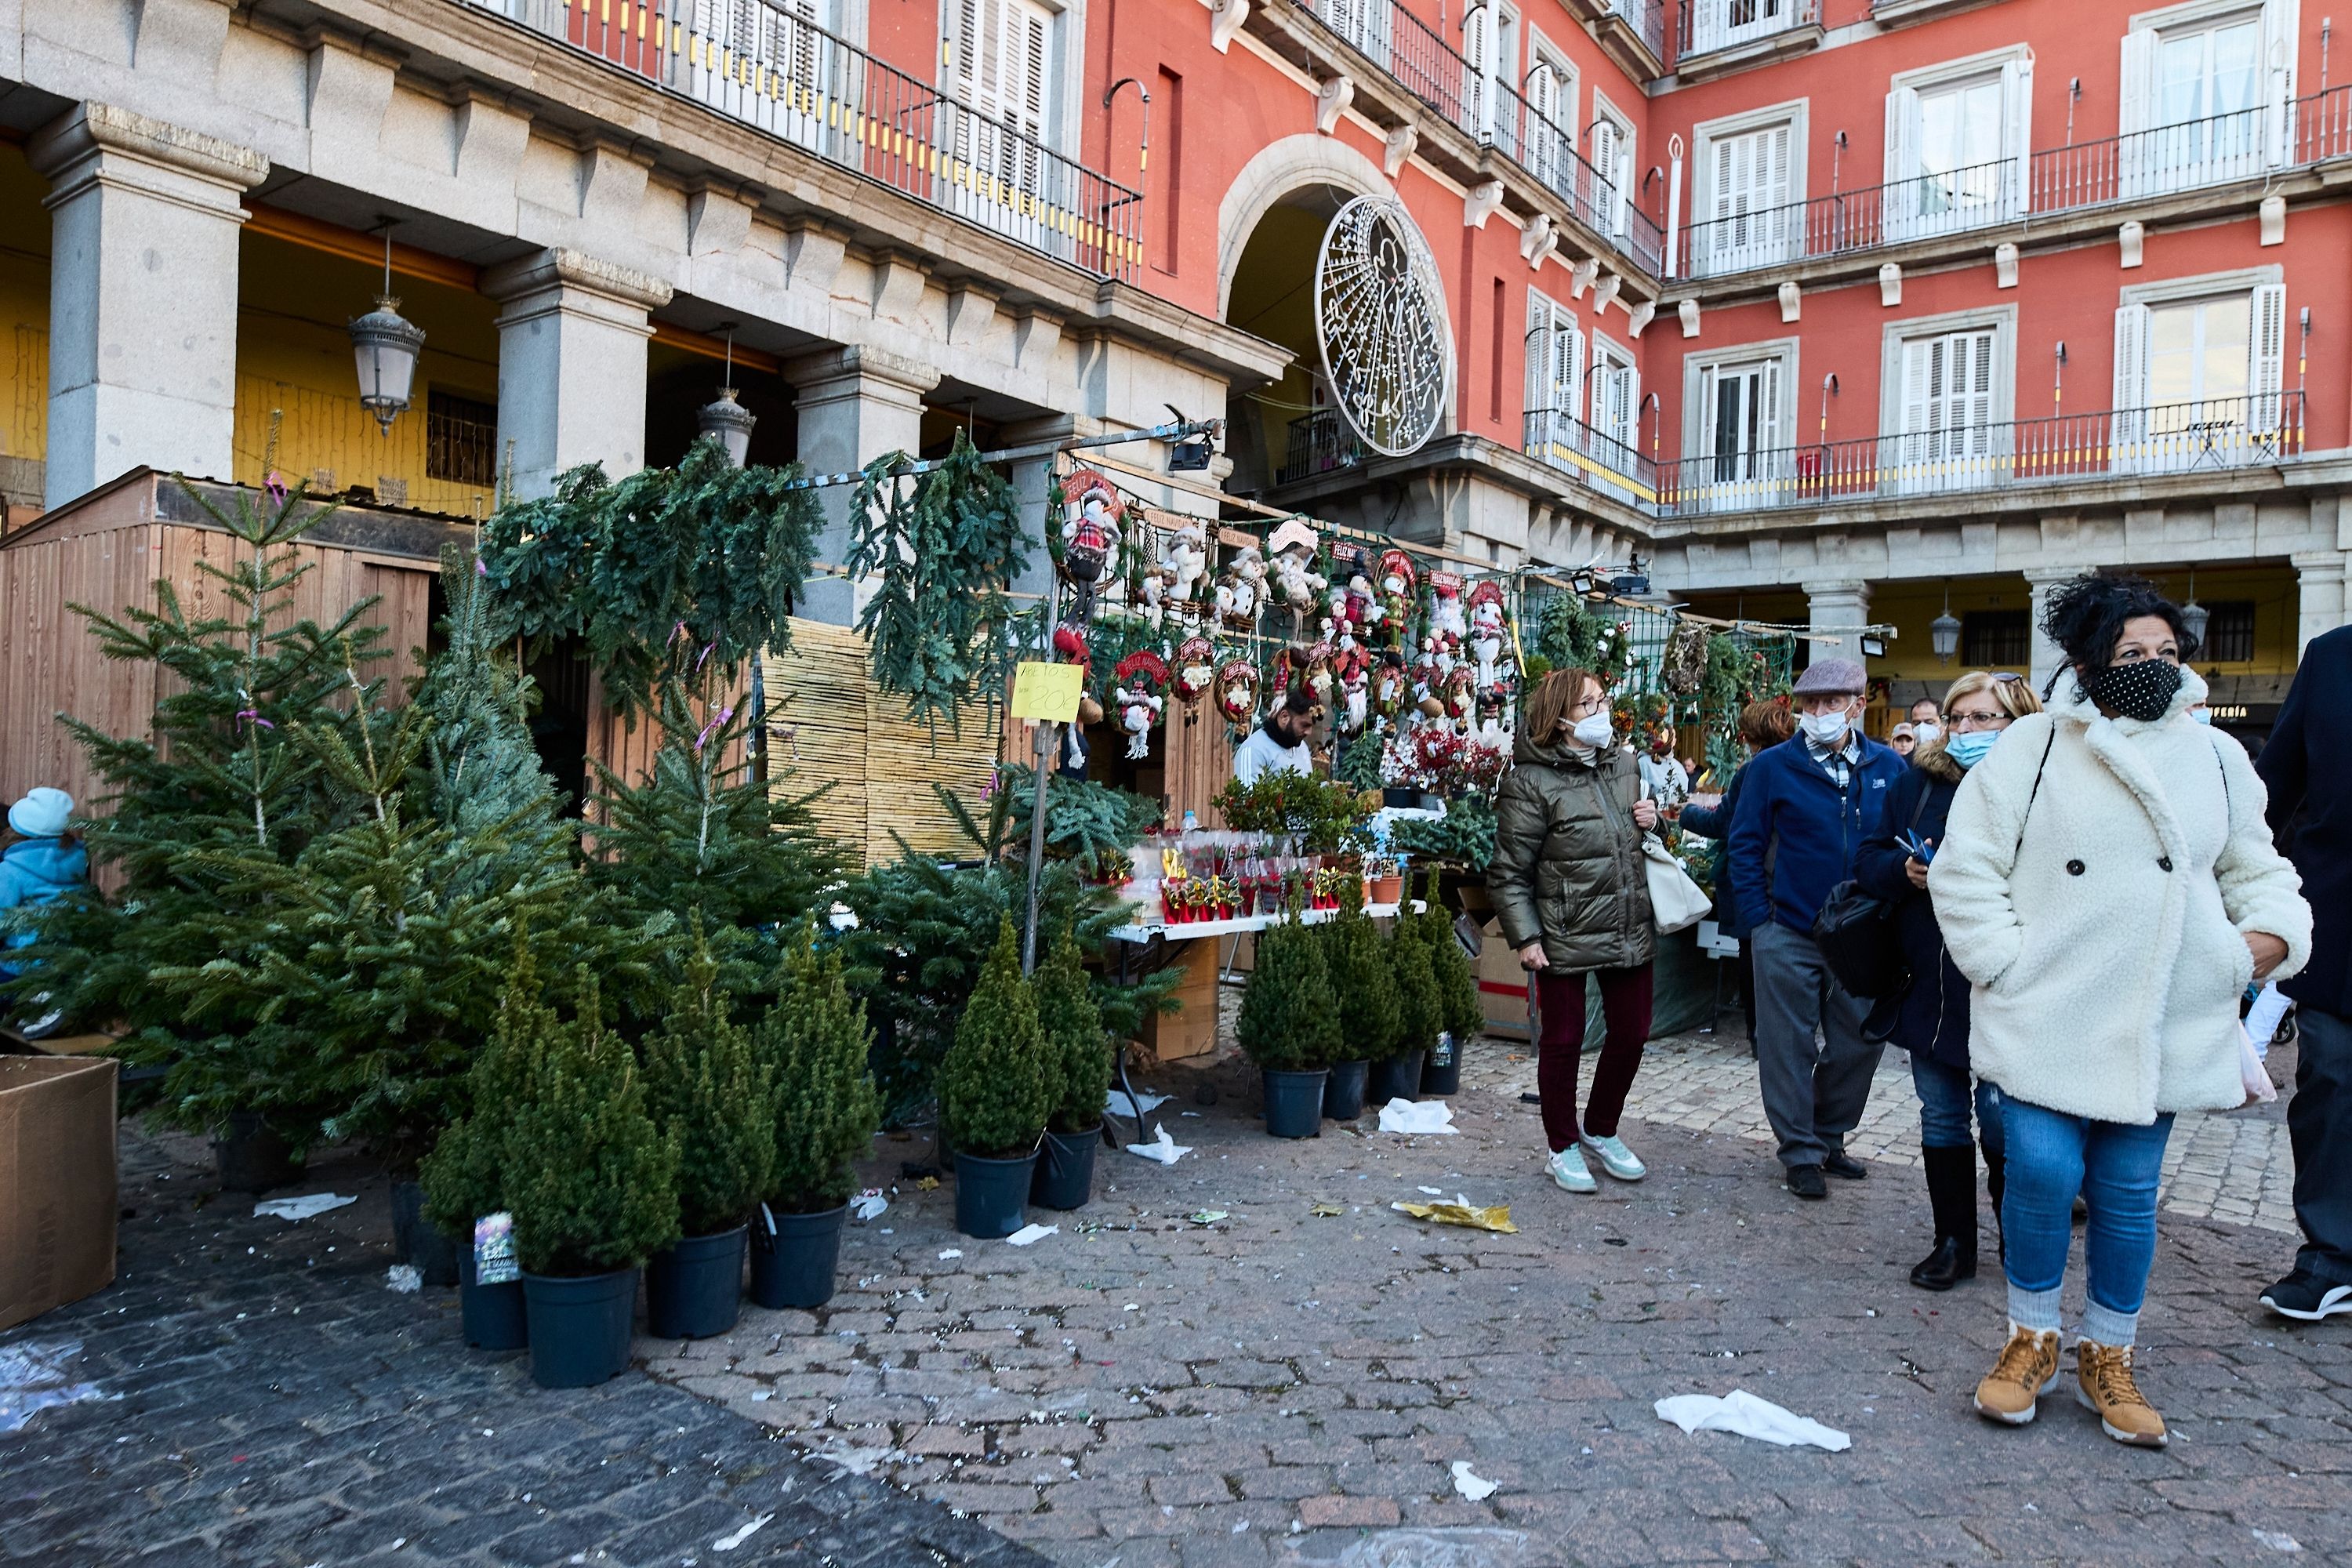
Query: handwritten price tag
1011,661,1084,723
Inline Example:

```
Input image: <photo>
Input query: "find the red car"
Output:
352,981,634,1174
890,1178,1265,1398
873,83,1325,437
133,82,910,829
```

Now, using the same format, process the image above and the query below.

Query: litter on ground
1378,1099,1459,1135
1450,1461,1499,1501
0,1341,114,1434
1125,1123,1194,1165
384,1265,421,1293
252,1193,356,1221
1653,1389,1851,1451
1005,1223,1059,1247
1391,1197,1519,1234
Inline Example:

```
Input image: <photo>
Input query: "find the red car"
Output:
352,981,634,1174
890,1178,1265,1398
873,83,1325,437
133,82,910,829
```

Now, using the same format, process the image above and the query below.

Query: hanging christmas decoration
1216,544,1268,630
1171,636,1218,706
1214,659,1261,724
1371,648,1413,723
1466,581,1512,693
1662,622,1710,695
1374,550,1418,648
1058,469,1122,622
1313,194,1453,458
1112,649,1168,760
1333,645,1371,736
1267,518,1329,640
1429,570,1468,644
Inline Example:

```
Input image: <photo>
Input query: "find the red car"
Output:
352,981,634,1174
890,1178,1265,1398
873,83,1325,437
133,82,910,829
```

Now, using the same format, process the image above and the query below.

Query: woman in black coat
1854,671,2042,1291
1680,699,1794,1042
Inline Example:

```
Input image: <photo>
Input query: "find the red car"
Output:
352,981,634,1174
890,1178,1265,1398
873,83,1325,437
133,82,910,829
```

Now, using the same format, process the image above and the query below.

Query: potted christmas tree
1388,929,1440,1105
506,971,681,1389
1032,925,1110,1210
937,918,1051,1237
1419,871,1481,1095
750,932,881,1309
1321,884,1408,1105
1238,891,1340,1138
642,932,775,1340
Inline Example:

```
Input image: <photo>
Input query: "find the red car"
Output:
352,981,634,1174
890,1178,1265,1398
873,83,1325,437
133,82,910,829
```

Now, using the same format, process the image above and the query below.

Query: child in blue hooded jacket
1,786,89,979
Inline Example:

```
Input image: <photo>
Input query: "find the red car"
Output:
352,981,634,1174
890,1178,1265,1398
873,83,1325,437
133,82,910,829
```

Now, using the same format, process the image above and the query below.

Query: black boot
1982,1142,2005,1266
1910,1145,1979,1291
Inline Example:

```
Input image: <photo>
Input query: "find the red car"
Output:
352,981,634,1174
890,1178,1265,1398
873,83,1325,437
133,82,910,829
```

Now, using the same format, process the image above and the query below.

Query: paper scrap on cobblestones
1107,1087,1173,1117
1377,1099,1459,1135
1310,1201,1345,1217
1126,1123,1193,1164
0,1341,115,1434
1653,1389,1850,1451
1187,1210,1229,1225
1391,1198,1519,1234
252,1192,356,1221
1006,1223,1059,1246
1449,1461,1499,1500
384,1265,420,1294
849,1189,888,1221
711,1512,773,1551
937,1249,963,1260
2252,1529,2303,1552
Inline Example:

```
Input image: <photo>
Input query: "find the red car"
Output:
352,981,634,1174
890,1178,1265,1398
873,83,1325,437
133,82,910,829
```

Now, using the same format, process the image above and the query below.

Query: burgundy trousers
1535,963,1655,1152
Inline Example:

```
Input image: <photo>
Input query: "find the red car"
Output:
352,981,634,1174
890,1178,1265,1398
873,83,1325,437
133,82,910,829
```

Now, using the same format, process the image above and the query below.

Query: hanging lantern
697,323,757,466
1929,586,1962,665
348,221,425,434
2178,568,2209,652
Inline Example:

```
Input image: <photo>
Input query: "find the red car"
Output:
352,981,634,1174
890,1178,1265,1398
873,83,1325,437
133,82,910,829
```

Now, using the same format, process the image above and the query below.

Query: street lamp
2178,567,2209,652
697,323,756,467
1930,587,1962,665
348,220,425,435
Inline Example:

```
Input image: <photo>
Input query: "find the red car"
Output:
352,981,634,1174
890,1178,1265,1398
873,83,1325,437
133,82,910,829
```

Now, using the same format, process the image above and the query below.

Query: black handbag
1812,782,1931,1000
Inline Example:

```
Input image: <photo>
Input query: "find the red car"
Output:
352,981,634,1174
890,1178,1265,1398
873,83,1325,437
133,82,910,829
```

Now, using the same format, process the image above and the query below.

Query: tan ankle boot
2075,1338,2168,1447
1973,1325,2062,1425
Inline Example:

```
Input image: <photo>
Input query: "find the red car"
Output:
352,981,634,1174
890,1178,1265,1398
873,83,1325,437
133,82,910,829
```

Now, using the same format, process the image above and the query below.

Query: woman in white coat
1930,575,2310,1449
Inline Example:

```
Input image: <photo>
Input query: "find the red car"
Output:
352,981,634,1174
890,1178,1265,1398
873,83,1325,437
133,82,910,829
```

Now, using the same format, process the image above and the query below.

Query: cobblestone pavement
0,1130,1047,1568
652,1028,2347,1568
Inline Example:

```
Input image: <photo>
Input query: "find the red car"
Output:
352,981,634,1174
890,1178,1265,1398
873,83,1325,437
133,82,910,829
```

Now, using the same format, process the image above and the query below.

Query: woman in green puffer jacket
1489,667,1659,1195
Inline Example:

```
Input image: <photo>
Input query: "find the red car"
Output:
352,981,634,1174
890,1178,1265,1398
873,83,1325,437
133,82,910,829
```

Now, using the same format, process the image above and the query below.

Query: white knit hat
8,787,73,838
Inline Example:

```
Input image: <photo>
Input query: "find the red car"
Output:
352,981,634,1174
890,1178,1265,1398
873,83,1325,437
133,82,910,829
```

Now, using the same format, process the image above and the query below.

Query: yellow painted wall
0,143,51,477
1869,577,2034,681
234,230,502,517
2139,565,2300,676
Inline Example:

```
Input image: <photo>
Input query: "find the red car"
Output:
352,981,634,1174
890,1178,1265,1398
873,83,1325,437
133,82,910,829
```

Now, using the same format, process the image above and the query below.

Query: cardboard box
1477,919,1530,1041
1,1055,119,1332
1140,936,1223,1061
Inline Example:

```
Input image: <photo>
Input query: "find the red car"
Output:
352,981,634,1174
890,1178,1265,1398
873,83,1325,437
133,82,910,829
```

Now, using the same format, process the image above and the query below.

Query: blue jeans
2002,1095,2174,1346
1911,1054,2003,1153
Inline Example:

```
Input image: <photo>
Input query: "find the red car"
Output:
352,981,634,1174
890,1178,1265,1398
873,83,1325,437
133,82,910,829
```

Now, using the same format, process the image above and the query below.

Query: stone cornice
28,103,270,192
479,246,675,310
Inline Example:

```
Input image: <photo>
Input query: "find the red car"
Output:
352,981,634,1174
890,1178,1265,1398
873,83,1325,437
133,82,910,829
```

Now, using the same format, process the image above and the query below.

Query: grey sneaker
1548,1146,1598,1193
1580,1134,1646,1181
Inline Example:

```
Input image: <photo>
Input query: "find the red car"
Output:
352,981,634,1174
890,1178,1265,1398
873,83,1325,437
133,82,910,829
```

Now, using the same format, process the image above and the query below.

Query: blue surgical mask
2190,707,2213,726
1944,730,1998,769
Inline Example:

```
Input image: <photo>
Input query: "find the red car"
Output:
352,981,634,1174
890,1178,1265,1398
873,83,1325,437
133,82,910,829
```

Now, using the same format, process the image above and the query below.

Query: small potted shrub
507,972,681,1389
938,918,1052,1237
420,956,561,1352
1322,887,1409,1105
642,935,775,1341
1032,925,1110,1210
1419,872,1481,1096
1239,894,1340,1138
750,933,881,1309
1388,930,1440,1102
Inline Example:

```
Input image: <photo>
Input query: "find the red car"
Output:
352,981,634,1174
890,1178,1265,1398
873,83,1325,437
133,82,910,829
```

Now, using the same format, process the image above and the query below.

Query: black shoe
2260,1269,2352,1322
1909,1235,1976,1291
1822,1152,1869,1181
1788,1164,1828,1200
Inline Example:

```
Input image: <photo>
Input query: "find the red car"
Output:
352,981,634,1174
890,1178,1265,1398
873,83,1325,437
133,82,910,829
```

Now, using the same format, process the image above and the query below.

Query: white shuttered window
1702,120,1795,275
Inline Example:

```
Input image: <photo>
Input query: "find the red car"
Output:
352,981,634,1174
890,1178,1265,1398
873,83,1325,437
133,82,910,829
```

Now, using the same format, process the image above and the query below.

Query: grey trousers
2291,1006,2352,1287
1751,921,1885,1170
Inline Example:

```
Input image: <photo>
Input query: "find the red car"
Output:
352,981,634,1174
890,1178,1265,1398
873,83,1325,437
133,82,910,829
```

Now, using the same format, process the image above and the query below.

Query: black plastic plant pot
458,1246,528,1352
749,1204,846,1311
953,1150,1037,1239
1261,1068,1328,1138
1421,1031,1464,1097
389,1180,461,1287
211,1112,303,1195
645,1226,747,1341
1323,1060,1370,1120
1031,1127,1100,1211
521,1267,638,1389
1367,1050,1428,1107
1381,786,1421,808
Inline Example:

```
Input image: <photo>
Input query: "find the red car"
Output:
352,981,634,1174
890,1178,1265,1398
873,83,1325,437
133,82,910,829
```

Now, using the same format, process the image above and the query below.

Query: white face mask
1798,709,1852,748
1910,720,1942,744
1570,713,1614,750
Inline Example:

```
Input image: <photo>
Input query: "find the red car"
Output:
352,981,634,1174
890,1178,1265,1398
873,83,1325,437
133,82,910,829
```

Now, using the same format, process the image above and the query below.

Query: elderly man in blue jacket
1729,658,1908,1200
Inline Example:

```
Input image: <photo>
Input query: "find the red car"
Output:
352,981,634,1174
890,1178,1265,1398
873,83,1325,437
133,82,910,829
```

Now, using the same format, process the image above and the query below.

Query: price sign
1011,661,1084,723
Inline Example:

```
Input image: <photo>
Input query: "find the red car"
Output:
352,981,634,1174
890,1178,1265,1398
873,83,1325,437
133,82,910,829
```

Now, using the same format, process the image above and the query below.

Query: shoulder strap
2015,728,2056,856
1907,774,1933,834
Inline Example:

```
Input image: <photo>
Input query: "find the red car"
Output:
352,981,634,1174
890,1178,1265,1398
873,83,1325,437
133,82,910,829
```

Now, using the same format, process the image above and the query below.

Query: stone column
2292,550,2350,654
30,103,268,510
2024,568,2076,695
481,249,672,499
998,413,1090,632
787,346,939,626
1803,579,1873,668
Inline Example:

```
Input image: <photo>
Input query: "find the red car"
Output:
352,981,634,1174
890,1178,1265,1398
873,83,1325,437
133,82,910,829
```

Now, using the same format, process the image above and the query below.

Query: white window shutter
2263,0,2298,164
1884,85,1921,242
1764,122,1792,257
1524,299,1552,419
1999,58,2031,216
2249,281,2287,428
1623,362,1641,450
1962,328,1997,440
1464,6,1492,138
1901,336,1933,441
1761,359,1784,452
2119,30,2155,136
2113,303,2151,407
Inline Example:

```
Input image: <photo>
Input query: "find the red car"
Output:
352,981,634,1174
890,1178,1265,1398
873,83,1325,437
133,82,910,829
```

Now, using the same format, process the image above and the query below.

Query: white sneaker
1548,1146,1597,1193
1581,1134,1646,1182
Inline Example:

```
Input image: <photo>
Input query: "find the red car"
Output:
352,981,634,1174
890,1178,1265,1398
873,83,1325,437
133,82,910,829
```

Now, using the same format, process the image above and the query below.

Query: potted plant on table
1239,892,1340,1138
1032,925,1111,1210
506,972,681,1389
938,918,1052,1238
642,932,775,1341
750,932,882,1309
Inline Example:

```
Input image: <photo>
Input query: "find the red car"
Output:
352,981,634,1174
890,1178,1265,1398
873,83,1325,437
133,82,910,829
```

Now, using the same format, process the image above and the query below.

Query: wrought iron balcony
1276,408,1366,487
1676,0,1820,64
1600,0,1668,64
1682,86,2352,279
1288,0,1663,275
463,0,1144,281
1526,393,2305,517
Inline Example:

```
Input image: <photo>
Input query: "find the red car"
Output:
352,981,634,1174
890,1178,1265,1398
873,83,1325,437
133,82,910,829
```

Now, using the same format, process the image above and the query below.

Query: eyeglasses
1990,672,2024,684
1949,708,2013,731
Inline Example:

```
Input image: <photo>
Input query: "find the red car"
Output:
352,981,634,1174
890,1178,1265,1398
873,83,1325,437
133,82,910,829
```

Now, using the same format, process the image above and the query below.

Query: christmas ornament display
1171,636,1217,706
1374,550,1417,648
1214,659,1261,724
1216,545,1268,629
1267,518,1328,639
1112,649,1168,760
1058,470,1121,622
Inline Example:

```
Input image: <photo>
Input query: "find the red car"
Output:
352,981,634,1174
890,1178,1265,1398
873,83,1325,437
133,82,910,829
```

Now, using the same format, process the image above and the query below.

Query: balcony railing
1288,0,1662,274
1536,393,2303,517
1677,0,1818,61
464,0,1144,281
1276,408,1365,487
1683,85,2352,278
1599,0,1667,63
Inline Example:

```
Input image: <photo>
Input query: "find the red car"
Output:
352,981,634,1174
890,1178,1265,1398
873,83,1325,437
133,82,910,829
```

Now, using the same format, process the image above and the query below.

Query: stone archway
1215,134,1392,323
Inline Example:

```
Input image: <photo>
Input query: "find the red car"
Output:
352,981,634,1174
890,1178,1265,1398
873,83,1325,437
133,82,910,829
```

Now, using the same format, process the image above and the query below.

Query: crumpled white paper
712,1513,774,1552
252,1192,356,1221
0,1341,114,1434
1125,1123,1194,1164
1449,1460,1498,1500
1653,1389,1851,1452
385,1265,421,1294
1377,1098,1458,1136
1105,1087,1173,1118
848,1189,888,1222
1005,1223,1059,1247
